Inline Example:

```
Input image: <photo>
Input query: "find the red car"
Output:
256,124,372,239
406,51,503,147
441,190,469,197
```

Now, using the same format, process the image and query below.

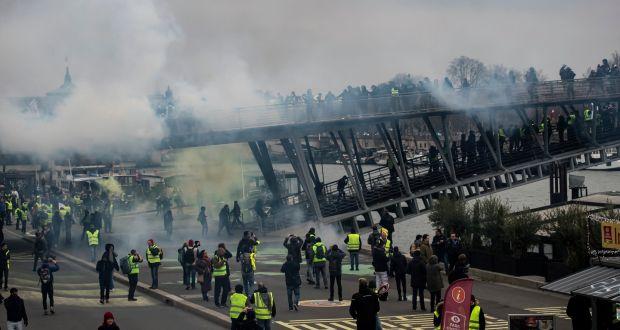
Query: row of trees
429,196,613,270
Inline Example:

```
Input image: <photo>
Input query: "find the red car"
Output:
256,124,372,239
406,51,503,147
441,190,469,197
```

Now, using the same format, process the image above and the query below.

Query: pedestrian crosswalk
524,306,570,320
276,313,508,330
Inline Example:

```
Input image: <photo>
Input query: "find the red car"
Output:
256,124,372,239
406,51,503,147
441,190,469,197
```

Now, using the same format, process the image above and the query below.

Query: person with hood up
302,228,316,285
390,246,408,301
280,255,301,311
37,256,59,315
98,311,120,330
326,244,346,302
212,243,233,308
249,283,276,330
349,278,380,330
197,206,208,238
193,250,212,302
218,204,232,236
97,244,119,304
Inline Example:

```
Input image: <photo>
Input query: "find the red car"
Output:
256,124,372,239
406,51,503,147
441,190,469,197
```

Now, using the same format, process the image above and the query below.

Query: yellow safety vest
212,256,227,277
568,114,576,125
498,128,506,138
346,233,361,251
86,230,99,246
59,209,68,219
312,243,327,263
469,305,481,330
584,109,593,121
385,239,392,257
15,209,23,221
146,245,161,264
391,88,399,96
129,255,140,274
3,250,9,270
229,293,248,319
73,196,82,205
434,309,441,330
6,201,12,212
253,292,274,320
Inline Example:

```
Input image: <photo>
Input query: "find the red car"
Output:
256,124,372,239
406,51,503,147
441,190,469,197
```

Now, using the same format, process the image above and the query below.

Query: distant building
8,66,75,116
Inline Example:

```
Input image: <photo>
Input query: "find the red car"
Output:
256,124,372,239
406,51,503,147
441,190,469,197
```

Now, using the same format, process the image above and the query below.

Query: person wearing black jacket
0,243,10,290
302,228,316,284
97,245,119,304
431,229,448,270
280,255,301,311
235,308,261,330
390,246,408,301
326,244,346,301
283,235,303,264
5,288,27,328
566,295,592,330
236,231,259,261
448,254,469,284
406,250,427,311
379,209,395,241
372,239,389,289
349,278,380,330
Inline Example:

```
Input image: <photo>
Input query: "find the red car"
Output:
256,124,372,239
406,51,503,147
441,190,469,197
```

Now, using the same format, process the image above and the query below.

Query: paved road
19,210,572,329
1,229,225,329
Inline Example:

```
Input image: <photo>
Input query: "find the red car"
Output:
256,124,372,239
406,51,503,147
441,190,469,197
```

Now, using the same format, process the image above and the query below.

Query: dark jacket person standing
326,244,345,301
349,278,380,330
390,246,408,301
280,255,301,311
406,250,427,311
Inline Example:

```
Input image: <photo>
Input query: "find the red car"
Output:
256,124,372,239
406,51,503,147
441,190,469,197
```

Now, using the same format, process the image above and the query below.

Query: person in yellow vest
344,228,361,271
0,243,10,290
5,199,13,226
213,243,233,308
312,237,328,289
127,249,143,301
228,284,248,329
250,282,276,330
86,224,100,262
469,294,486,330
146,239,163,289
433,301,444,330
14,205,25,232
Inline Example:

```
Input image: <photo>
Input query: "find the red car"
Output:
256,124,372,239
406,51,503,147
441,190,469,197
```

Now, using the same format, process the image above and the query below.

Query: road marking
524,306,570,320
276,314,509,330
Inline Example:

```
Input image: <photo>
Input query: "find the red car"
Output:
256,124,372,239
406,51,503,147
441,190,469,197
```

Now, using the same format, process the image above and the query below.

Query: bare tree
611,50,620,67
446,56,487,88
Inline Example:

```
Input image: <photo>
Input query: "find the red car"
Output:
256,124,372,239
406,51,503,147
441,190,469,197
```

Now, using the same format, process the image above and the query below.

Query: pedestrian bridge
164,76,620,232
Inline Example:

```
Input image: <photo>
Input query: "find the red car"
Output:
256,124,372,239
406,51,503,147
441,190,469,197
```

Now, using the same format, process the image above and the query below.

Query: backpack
241,253,253,273
119,256,131,275
183,247,195,264
38,267,51,284
315,245,325,260
149,246,161,258
177,248,184,264
96,260,105,273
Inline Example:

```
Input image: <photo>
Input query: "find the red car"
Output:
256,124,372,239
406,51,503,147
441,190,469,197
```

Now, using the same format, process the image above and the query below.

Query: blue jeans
349,251,359,270
286,285,300,309
90,245,98,262
257,319,271,330
149,264,159,288
242,272,254,296
183,264,196,287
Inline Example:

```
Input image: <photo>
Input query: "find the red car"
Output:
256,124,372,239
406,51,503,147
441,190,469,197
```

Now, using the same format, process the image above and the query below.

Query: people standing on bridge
37,256,59,315
390,246,407,301
336,176,348,200
98,311,120,330
213,243,233,308
427,255,443,313
302,228,316,285
281,254,301,311
407,250,426,311
349,278,380,330
231,201,243,229
32,231,48,272
379,209,395,241
86,224,100,262
126,249,143,301
163,209,174,238
97,244,119,304
326,244,345,302
344,228,361,271
557,115,567,143
283,234,303,265
250,283,276,330
197,206,208,238
5,287,28,329
312,237,328,290
146,239,163,289
0,243,10,291
525,67,539,101
229,284,249,328
466,130,477,166
218,204,232,236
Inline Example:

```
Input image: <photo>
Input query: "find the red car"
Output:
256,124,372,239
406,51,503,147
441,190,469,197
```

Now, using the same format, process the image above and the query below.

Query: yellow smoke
98,177,123,198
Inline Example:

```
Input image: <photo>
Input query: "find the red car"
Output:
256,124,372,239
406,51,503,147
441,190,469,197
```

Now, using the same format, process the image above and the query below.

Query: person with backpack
326,244,345,302
123,249,142,301
32,231,48,272
0,243,10,291
37,256,59,315
197,206,208,238
213,243,232,308
182,240,197,290
97,245,119,304
311,237,328,289
240,249,256,296
193,250,212,302
280,254,301,311
302,228,316,285
86,224,100,262
146,239,163,289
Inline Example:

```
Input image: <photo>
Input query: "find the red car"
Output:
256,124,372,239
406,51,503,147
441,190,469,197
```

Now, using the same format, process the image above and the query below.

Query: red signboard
441,278,474,330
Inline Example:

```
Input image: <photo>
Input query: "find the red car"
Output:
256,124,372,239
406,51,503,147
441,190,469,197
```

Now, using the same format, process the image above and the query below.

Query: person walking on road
213,243,233,308
0,243,10,291
250,283,276,330
218,205,232,236
427,255,444,313
371,238,389,291
390,246,408,301
197,206,208,238
126,249,143,301
406,250,427,311
86,224,100,262
163,209,174,238
283,234,303,265
311,237,328,289
302,228,316,285
326,244,345,302
146,239,163,289
98,311,120,330
5,288,28,329
229,284,248,329
344,228,361,271
349,278,380,330
37,256,59,315
32,232,48,272
194,250,212,302
280,255,301,311
97,245,119,304
231,201,243,229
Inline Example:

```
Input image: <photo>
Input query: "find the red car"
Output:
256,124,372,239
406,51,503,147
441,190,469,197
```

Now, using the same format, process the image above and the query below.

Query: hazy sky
1,0,618,98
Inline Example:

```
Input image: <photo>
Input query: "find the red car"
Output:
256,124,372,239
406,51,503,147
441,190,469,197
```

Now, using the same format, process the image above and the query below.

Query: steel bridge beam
376,123,413,197
470,112,505,169
423,115,458,182
281,138,323,221
248,141,281,204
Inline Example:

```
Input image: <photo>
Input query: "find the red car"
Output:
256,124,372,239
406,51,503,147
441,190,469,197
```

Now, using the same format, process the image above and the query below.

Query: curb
7,230,231,327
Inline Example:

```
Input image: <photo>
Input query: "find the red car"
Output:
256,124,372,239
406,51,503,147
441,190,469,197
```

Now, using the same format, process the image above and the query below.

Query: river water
272,163,620,248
